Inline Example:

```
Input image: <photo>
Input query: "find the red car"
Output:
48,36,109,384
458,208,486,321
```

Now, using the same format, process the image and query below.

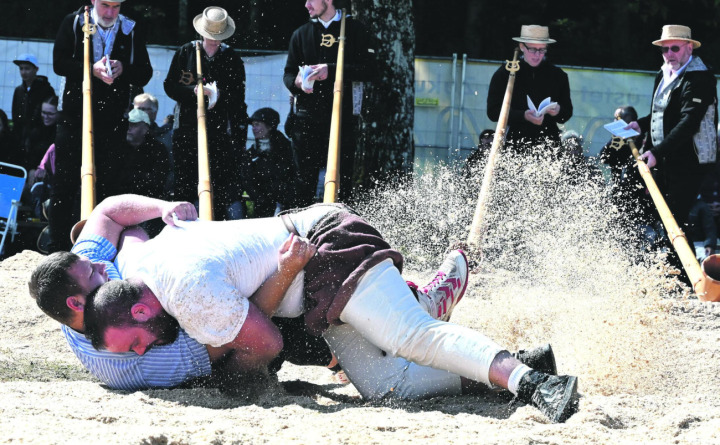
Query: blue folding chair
0,162,28,256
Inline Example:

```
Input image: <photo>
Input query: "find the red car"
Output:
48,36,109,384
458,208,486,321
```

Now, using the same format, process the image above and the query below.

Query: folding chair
0,162,28,256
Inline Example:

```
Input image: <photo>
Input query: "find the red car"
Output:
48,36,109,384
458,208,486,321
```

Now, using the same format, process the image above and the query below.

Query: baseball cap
128,108,151,126
13,53,39,69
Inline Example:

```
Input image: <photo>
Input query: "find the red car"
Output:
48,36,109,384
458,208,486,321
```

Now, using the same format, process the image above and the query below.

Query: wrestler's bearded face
141,310,180,348
103,309,180,355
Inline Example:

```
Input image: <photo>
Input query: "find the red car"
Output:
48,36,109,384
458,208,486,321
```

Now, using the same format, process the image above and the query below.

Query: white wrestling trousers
323,259,503,400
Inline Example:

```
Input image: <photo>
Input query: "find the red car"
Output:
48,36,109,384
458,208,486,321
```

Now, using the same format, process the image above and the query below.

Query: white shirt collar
318,10,341,28
661,55,693,84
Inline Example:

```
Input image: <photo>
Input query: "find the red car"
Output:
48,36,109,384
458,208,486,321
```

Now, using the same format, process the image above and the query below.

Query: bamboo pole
196,41,213,220
70,6,97,242
466,49,521,250
322,9,347,204
619,136,720,301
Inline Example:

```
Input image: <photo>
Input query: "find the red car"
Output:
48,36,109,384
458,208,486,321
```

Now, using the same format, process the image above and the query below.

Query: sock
507,364,531,395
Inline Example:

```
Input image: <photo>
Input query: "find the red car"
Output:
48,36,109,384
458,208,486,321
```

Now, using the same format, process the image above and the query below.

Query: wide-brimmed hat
13,53,39,69
128,108,151,126
249,108,280,129
193,6,235,41
512,25,556,44
652,25,701,49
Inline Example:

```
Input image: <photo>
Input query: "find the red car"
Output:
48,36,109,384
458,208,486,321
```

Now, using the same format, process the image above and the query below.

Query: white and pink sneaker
410,250,469,322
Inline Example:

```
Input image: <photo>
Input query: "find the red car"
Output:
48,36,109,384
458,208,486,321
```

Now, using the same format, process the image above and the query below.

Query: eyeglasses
660,45,685,54
524,46,547,55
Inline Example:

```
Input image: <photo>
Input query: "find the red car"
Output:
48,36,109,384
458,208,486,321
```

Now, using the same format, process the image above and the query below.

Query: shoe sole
543,375,579,423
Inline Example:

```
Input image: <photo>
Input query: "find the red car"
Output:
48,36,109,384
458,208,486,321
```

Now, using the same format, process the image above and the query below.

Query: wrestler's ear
130,303,153,322
66,294,86,312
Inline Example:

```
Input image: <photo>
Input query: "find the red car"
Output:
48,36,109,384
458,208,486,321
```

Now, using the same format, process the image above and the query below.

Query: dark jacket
53,7,152,129
163,41,248,142
118,134,170,199
487,59,573,145
11,75,55,164
638,56,717,182
283,16,375,119
27,123,57,170
240,130,297,216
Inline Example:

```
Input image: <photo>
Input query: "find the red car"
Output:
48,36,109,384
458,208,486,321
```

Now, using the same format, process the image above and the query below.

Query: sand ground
2,248,719,444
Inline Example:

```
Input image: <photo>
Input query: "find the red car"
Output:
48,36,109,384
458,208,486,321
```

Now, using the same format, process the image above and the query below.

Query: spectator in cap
11,53,56,171
116,108,171,233
164,6,248,221
240,107,299,217
133,93,174,195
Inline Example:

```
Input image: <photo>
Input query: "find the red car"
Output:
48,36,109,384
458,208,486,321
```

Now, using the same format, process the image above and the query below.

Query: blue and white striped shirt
62,234,211,391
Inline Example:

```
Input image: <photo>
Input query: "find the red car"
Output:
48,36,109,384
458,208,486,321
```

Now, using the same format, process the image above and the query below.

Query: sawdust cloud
354,145,688,397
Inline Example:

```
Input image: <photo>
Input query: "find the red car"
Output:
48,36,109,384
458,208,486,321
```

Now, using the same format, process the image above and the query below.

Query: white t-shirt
122,205,339,347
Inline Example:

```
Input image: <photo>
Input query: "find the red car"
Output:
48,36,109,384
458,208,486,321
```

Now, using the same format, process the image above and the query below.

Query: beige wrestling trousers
323,259,503,400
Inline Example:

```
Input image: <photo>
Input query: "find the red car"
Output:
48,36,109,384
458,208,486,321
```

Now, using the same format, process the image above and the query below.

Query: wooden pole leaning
195,41,213,220
466,49,521,251
70,6,97,243
612,136,720,301
322,9,347,204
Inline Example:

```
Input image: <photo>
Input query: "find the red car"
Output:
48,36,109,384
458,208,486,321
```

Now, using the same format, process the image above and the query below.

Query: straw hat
652,25,701,48
512,25,556,44
193,6,235,41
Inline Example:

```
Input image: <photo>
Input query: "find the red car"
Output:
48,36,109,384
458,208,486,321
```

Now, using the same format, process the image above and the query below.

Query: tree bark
351,0,415,190
178,0,188,38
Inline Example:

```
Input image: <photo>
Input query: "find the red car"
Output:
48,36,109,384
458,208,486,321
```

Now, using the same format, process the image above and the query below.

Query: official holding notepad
486,25,573,154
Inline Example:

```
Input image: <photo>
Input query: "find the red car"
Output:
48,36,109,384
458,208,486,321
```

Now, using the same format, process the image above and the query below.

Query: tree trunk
351,0,415,190
178,0,188,38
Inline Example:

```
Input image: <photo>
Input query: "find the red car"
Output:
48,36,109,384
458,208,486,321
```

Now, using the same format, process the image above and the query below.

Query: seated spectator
560,130,602,184
133,93,172,152
119,109,170,199
462,129,494,179
133,93,174,195
29,95,59,172
30,144,56,220
241,108,299,217
11,53,56,171
0,109,21,165
23,95,59,199
116,109,171,236
600,106,660,250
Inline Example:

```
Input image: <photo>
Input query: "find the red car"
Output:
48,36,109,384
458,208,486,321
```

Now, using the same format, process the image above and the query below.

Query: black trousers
290,112,357,206
172,127,242,221
48,115,126,252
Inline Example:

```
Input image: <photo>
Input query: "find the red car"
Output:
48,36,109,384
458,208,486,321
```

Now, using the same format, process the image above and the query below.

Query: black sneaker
516,370,579,423
513,344,557,376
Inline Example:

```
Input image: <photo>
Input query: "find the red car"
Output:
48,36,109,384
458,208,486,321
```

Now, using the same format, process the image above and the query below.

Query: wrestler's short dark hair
84,280,144,350
28,252,82,324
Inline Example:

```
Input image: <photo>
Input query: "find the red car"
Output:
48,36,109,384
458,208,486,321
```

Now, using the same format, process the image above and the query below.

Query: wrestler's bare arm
249,234,316,317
